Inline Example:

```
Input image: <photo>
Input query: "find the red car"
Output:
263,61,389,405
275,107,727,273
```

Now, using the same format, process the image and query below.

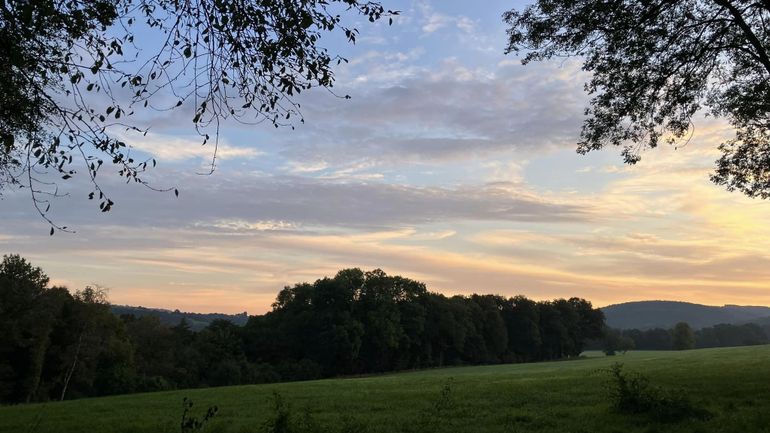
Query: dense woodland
604,323,770,352
0,254,605,404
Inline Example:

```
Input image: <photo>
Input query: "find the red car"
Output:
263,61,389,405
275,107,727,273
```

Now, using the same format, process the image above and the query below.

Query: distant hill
111,305,249,331
602,301,770,330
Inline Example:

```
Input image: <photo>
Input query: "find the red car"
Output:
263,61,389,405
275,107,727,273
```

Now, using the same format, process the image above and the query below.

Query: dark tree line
243,269,604,376
602,322,769,352
0,256,605,404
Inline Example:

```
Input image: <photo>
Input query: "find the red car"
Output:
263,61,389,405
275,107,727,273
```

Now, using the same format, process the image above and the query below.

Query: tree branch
715,0,770,76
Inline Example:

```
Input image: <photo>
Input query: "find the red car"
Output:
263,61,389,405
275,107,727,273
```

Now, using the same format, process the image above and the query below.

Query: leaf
174,188,179,197
50,227,55,236
1,134,13,152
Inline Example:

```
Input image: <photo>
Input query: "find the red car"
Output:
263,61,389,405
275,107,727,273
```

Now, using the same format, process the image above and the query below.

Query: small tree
603,328,622,356
672,322,695,351
618,335,635,354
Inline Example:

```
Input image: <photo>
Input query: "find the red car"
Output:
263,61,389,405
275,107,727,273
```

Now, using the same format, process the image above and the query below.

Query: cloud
121,131,262,163
455,17,476,34
273,59,589,172
0,165,588,245
9,139,770,314
422,13,451,34
6,0,770,317
418,1,477,35
195,219,297,232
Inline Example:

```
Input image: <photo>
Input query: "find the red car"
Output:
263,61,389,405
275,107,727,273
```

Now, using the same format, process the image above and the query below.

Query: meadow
1,346,769,433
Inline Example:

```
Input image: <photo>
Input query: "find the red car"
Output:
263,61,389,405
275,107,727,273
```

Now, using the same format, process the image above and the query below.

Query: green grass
2,346,770,433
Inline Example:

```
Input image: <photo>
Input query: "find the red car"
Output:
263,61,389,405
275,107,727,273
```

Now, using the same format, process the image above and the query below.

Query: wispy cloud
419,2,477,35
121,131,263,162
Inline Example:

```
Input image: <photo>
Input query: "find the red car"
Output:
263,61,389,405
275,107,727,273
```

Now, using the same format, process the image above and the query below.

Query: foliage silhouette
0,0,397,229
505,0,770,197
672,322,696,350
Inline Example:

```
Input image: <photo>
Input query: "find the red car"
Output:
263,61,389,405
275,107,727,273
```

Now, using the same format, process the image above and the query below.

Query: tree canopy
0,257,607,403
504,0,770,197
0,0,396,229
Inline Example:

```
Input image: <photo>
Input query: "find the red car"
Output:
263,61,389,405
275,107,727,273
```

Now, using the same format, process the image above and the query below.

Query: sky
3,0,770,314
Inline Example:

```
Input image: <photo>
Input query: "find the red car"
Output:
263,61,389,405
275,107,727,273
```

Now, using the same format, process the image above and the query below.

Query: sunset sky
3,0,770,314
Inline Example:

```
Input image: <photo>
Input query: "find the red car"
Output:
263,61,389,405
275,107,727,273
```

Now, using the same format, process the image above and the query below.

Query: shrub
262,391,355,433
263,392,292,433
605,363,711,423
180,397,218,433
248,362,281,384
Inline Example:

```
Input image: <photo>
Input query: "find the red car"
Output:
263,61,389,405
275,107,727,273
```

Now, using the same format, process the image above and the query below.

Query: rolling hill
110,305,248,331
602,300,770,330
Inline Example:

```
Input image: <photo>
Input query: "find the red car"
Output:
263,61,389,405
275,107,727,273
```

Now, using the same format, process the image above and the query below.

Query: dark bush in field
263,392,292,433
606,363,711,423
180,398,218,433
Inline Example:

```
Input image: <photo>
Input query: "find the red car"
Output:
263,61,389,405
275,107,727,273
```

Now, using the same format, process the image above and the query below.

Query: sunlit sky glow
3,0,770,313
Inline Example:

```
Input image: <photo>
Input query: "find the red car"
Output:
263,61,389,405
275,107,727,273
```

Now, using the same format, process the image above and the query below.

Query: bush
180,397,218,433
138,375,172,392
262,391,341,433
277,359,323,382
208,359,243,386
247,362,282,384
263,392,292,433
605,363,711,423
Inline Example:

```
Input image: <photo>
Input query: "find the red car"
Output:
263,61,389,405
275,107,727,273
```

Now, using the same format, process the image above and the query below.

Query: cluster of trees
696,323,769,348
243,269,604,375
603,322,768,353
0,255,132,403
0,255,605,404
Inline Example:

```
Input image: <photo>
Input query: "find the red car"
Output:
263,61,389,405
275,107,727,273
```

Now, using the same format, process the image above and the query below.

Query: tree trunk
60,333,83,401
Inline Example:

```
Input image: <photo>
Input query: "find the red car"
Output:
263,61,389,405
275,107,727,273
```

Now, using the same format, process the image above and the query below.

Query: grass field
2,346,769,433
